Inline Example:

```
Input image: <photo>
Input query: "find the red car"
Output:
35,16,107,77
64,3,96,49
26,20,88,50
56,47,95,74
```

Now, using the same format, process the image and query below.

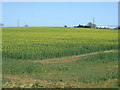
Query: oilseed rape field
2,27,118,88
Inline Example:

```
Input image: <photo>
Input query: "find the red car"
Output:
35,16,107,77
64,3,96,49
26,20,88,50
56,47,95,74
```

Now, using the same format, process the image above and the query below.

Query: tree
25,24,29,27
77,24,83,28
64,25,67,27
0,23,4,27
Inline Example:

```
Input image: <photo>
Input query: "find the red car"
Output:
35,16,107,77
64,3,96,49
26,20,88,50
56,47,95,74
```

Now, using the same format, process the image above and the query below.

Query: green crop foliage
2,27,118,60
2,27,118,88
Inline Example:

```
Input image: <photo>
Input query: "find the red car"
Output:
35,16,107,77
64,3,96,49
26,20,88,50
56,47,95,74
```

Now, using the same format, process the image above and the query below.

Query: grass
2,51,118,88
2,27,118,88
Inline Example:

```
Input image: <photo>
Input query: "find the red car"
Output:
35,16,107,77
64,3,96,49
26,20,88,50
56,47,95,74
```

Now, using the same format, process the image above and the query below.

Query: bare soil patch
32,50,118,64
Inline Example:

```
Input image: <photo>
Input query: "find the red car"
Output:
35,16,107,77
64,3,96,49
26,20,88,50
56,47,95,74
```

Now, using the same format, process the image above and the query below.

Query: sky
2,2,118,27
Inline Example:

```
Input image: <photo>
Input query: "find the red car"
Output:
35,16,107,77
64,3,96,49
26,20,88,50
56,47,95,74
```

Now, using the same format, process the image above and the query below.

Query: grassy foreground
2,27,118,88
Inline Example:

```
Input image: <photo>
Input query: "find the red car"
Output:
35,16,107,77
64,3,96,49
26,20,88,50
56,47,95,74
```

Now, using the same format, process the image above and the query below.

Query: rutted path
32,50,118,64
3,74,117,88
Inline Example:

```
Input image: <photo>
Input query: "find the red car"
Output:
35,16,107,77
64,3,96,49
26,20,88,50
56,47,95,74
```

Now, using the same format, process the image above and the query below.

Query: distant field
2,27,118,60
2,27,118,88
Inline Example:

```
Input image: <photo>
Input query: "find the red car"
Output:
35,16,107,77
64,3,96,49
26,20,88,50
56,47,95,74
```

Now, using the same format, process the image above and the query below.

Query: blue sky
2,2,118,27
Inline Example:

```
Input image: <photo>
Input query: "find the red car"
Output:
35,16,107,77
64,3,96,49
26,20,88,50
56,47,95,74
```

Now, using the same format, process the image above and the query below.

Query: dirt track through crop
32,50,118,64
3,74,116,88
